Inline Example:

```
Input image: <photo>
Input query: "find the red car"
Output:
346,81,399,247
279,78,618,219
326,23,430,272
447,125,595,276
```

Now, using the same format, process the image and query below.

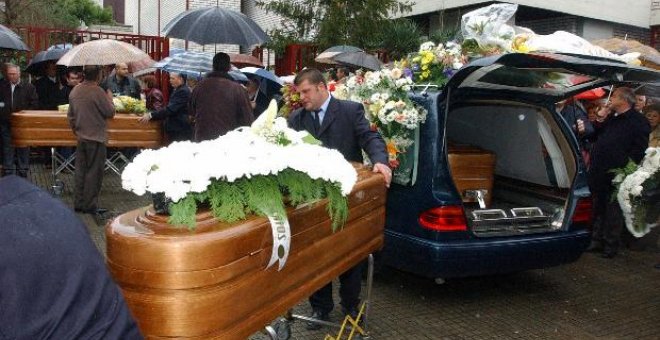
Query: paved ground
28,163,660,340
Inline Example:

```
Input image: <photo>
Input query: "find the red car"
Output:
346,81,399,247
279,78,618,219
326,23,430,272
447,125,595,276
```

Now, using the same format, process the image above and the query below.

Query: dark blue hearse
381,52,659,280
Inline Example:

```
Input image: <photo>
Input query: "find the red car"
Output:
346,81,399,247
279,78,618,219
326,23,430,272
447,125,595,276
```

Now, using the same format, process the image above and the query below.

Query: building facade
406,0,654,45
119,0,279,56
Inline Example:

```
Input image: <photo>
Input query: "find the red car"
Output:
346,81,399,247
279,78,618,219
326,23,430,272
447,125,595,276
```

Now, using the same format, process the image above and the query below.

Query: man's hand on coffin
373,162,392,188
139,112,152,124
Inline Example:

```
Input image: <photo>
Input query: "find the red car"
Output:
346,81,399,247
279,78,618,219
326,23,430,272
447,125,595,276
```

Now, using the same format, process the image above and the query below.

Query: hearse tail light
419,206,468,232
571,197,592,228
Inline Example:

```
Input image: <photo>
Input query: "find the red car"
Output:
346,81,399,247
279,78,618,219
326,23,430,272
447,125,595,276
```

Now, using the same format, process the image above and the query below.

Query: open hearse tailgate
443,52,660,104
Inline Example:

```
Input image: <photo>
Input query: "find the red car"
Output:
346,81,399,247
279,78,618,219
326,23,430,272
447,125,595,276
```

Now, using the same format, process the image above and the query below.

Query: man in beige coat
67,66,115,215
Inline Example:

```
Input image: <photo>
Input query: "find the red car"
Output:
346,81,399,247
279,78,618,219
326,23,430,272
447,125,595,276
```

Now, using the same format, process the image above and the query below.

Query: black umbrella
315,45,363,64
25,46,71,74
162,6,269,46
332,51,383,71
0,24,29,51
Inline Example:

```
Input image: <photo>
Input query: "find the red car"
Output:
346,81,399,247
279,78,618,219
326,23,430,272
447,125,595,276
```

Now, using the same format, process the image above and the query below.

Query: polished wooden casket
10,110,162,148
448,144,496,207
106,165,387,339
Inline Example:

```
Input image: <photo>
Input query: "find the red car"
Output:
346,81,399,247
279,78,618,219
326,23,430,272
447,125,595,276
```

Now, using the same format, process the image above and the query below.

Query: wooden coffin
447,143,496,207
10,110,162,148
106,164,387,339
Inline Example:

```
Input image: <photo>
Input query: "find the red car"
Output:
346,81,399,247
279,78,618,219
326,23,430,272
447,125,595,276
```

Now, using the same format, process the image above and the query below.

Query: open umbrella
154,51,248,82
228,53,263,68
315,45,363,64
332,51,383,71
0,24,29,51
57,39,151,66
240,66,282,97
128,57,156,74
162,6,269,46
25,47,71,74
240,67,282,85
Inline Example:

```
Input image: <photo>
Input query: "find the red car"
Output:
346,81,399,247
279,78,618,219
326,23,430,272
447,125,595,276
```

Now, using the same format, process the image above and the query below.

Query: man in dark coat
588,87,651,258
0,176,143,339
287,68,391,329
189,52,253,142
34,61,65,110
0,63,39,177
140,72,192,142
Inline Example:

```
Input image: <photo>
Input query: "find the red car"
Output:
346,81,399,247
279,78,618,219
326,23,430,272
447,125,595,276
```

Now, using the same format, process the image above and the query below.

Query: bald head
115,62,129,79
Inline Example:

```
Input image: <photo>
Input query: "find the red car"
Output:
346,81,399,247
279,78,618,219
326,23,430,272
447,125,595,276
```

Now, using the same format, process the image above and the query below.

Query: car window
462,64,599,95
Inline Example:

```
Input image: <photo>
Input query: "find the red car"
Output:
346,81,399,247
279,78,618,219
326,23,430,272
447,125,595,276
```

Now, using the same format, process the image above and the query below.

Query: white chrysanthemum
419,41,436,51
122,106,358,202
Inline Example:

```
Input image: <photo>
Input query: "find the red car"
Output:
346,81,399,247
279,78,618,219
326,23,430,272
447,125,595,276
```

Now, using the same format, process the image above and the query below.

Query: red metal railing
8,25,170,99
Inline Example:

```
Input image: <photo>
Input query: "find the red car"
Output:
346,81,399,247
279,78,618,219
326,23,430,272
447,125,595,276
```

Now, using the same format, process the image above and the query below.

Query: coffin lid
443,52,660,104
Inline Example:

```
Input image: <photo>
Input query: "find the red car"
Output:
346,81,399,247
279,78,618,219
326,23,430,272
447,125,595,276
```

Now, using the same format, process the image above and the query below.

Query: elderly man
140,72,192,142
0,63,39,178
287,68,391,329
588,87,650,258
68,66,115,216
101,62,141,99
189,52,253,142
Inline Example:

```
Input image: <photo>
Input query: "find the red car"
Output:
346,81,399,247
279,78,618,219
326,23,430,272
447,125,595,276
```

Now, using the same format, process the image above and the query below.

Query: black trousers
309,261,364,314
74,140,106,212
590,174,624,253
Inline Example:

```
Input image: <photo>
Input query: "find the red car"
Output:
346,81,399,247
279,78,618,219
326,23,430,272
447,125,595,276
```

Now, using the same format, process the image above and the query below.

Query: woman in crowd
643,104,660,147
141,75,164,111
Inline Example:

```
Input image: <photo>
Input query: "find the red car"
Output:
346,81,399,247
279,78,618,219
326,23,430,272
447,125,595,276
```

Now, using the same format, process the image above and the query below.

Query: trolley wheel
273,318,291,340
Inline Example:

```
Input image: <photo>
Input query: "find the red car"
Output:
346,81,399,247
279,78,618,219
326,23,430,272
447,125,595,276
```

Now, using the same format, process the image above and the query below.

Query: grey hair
615,87,636,106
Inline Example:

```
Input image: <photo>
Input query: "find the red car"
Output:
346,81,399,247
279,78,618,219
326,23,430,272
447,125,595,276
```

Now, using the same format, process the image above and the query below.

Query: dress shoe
601,250,617,259
586,241,603,253
342,306,361,321
306,310,330,331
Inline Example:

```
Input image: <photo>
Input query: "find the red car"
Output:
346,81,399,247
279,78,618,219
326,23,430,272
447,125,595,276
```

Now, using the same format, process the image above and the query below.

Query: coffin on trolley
10,110,162,147
106,165,387,339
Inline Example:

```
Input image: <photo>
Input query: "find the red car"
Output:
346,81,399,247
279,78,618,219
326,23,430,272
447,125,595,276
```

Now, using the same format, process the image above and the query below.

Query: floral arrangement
277,83,302,118
113,95,147,114
397,41,466,86
121,100,357,230
334,68,427,169
612,147,660,237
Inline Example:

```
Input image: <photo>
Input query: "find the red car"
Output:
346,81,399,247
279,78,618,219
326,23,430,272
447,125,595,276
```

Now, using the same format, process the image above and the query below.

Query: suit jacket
151,85,191,134
288,96,388,165
0,176,143,339
0,79,39,122
34,76,65,110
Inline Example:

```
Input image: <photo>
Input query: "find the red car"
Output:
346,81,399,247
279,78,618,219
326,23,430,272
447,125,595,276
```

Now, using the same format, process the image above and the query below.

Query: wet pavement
28,163,660,340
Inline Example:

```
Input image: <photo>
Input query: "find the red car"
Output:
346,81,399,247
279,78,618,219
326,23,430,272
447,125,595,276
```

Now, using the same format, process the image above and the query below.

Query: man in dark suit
34,61,66,110
0,63,39,177
140,72,192,142
0,176,143,339
588,87,650,258
287,68,391,329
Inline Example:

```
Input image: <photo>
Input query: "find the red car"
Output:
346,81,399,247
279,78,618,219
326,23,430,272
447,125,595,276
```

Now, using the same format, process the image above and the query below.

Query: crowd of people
556,87,657,259
0,51,392,337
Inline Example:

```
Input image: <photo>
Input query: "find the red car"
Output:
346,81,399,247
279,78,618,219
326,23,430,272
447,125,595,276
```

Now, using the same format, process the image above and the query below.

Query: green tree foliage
0,0,113,28
257,0,413,51
378,18,421,60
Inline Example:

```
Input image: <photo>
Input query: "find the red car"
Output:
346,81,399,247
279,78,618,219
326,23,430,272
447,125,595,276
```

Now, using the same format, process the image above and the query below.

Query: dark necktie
312,109,321,135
